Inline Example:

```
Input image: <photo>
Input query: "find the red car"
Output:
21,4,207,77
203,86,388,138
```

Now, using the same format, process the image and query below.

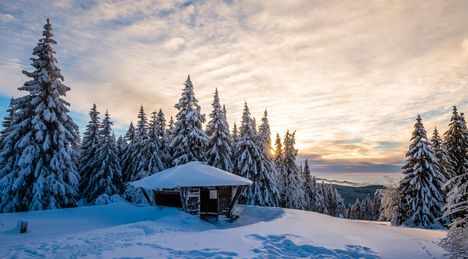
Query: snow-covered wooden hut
130,161,252,220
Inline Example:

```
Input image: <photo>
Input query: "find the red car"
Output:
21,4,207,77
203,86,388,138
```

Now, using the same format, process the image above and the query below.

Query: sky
0,0,467,185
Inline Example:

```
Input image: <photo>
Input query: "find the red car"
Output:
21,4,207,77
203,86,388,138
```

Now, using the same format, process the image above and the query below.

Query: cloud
0,13,15,22
0,0,468,177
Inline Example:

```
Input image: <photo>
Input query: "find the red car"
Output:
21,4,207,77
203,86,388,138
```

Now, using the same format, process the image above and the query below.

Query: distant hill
332,184,384,205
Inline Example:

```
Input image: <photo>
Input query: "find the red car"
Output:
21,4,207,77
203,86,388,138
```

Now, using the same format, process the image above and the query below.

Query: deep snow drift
0,202,447,258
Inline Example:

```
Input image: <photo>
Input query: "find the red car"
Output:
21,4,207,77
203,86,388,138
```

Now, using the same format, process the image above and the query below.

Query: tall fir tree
233,102,262,204
431,127,454,190
124,122,136,144
166,115,175,163
124,106,151,182
79,104,101,201
256,110,281,206
231,123,239,169
85,111,122,204
0,19,80,212
302,159,316,211
443,106,468,222
154,109,172,168
311,176,325,213
0,98,16,179
281,130,306,209
232,123,239,144
273,133,284,196
167,116,174,137
0,98,16,147
170,75,209,165
120,122,135,181
397,115,445,228
274,133,283,164
206,89,233,172
116,135,126,160
444,107,468,181
147,110,167,174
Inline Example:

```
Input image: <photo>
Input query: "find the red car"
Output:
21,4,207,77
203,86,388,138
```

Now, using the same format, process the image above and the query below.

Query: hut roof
130,161,252,190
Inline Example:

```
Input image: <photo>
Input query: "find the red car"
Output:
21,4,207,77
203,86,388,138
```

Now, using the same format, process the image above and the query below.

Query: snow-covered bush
378,179,401,221
94,194,124,205
440,219,468,258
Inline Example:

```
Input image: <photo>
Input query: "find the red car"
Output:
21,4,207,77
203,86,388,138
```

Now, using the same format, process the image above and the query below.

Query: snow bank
0,202,447,258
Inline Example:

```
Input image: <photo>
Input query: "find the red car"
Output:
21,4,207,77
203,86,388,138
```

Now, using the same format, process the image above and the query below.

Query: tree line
0,20,345,218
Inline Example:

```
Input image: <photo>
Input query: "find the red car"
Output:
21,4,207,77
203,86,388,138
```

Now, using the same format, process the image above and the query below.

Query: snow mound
131,161,252,189
0,202,447,258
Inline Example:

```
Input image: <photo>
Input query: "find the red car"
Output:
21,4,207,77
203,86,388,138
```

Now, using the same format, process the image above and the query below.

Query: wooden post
228,186,244,219
180,188,186,212
140,188,153,205
17,220,28,233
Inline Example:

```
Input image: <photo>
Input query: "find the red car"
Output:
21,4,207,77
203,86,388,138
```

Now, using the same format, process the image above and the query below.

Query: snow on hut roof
130,161,252,190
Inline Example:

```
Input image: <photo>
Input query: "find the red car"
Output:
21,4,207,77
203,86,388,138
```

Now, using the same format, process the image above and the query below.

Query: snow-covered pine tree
0,97,33,212
442,108,468,255
125,122,136,144
166,115,175,163
120,122,135,182
255,110,281,206
206,89,233,172
444,106,468,222
302,159,316,211
398,115,445,228
233,102,263,204
273,133,284,199
116,135,126,159
372,190,381,220
444,107,468,207
232,123,239,144
0,98,16,178
170,75,209,165
258,112,274,160
222,105,227,119
274,133,283,164
311,176,325,213
154,109,172,168
0,19,80,212
147,110,166,174
231,123,239,170
124,106,150,182
431,127,454,193
79,104,101,201
0,97,16,205
167,116,174,138
84,110,122,204
0,98,16,147
281,130,306,209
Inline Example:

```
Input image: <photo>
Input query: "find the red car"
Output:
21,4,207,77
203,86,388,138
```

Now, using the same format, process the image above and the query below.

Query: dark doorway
200,188,218,216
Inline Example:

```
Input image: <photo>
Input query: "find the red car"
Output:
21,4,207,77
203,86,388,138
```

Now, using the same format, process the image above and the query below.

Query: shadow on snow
247,234,379,258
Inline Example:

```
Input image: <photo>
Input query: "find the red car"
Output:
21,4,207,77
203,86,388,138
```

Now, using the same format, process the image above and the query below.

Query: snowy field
0,202,447,258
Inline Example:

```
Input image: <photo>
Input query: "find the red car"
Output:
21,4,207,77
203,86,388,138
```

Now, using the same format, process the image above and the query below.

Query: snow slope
0,202,447,258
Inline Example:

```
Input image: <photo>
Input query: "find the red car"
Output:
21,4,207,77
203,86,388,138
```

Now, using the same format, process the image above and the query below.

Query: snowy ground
0,202,447,258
